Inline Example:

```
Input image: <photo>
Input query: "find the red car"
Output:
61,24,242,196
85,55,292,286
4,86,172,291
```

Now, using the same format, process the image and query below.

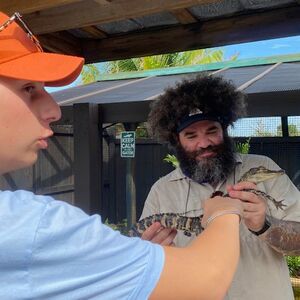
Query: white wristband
204,210,242,229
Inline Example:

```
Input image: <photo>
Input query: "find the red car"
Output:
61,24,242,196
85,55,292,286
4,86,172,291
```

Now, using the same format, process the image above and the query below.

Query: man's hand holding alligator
227,181,267,233
141,222,177,246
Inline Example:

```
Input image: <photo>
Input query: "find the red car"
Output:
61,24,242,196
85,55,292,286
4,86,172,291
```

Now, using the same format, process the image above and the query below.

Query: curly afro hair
147,74,247,146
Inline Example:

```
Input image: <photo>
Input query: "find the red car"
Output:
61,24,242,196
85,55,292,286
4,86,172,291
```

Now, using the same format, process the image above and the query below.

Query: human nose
40,92,61,123
195,135,212,149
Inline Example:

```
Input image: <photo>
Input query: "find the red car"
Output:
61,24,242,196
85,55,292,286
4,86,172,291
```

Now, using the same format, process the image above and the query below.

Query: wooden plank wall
104,139,173,223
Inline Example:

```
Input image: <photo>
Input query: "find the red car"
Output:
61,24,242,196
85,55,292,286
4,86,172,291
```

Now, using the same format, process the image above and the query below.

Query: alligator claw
274,199,287,210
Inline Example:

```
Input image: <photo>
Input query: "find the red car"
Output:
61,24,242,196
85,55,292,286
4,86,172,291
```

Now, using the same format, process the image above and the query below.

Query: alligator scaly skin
215,166,287,210
129,213,202,237
130,166,285,237
214,189,287,211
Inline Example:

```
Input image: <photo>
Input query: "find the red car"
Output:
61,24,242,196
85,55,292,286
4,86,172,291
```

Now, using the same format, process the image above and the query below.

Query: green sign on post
121,131,136,158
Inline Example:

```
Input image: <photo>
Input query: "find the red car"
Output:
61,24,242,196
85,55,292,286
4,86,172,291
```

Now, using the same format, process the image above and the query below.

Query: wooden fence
1,125,300,223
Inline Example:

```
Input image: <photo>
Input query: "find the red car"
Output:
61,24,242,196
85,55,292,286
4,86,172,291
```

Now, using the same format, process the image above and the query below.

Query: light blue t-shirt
0,190,164,300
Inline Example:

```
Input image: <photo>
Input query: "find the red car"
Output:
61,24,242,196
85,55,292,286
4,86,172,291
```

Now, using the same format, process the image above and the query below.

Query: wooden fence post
73,103,103,215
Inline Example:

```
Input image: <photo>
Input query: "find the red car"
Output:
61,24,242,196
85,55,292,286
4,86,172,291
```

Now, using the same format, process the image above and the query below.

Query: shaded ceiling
1,0,300,63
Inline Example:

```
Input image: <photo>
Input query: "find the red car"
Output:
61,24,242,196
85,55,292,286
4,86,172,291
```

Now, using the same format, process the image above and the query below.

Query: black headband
177,109,225,133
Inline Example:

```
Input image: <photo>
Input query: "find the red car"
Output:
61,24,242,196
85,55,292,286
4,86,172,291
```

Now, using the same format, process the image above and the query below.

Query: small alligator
129,166,285,237
213,165,286,210
128,213,202,237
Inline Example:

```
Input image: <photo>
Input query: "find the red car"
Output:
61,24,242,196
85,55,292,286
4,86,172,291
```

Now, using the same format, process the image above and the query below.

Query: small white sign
120,131,135,158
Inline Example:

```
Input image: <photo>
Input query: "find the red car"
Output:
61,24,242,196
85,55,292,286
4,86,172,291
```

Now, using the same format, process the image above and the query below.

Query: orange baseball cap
0,12,84,87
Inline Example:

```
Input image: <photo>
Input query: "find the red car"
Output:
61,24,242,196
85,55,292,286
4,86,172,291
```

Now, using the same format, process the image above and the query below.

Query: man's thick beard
175,135,236,186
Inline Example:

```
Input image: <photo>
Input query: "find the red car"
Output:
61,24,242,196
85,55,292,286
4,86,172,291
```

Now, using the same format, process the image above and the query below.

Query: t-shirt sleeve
29,199,165,300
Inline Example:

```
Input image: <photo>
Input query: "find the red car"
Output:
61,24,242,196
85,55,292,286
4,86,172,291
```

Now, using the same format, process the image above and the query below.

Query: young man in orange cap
0,11,243,299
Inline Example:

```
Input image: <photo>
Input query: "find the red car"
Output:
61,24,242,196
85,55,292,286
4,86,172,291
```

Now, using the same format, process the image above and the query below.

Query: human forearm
150,213,240,300
261,216,300,256
186,214,240,299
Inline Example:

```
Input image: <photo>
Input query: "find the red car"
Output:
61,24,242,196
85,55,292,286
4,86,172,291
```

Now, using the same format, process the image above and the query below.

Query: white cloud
271,43,290,49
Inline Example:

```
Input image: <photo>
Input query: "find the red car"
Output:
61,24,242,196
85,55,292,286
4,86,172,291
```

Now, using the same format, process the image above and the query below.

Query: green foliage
81,64,101,84
111,122,149,139
104,48,229,73
292,285,300,297
288,124,300,136
235,138,251,154
286,256,300,277
104,218,129,235
106,58,140,73
254,120,277,137
163,154,179,168
277,124,300,137
136,122,149,138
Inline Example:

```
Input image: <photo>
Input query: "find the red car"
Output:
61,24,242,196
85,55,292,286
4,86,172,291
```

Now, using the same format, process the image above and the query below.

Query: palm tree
81,64,100,84
105,48,229,73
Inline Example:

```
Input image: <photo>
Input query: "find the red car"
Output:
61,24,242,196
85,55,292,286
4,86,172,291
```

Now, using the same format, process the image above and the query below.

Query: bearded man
140,75,300,300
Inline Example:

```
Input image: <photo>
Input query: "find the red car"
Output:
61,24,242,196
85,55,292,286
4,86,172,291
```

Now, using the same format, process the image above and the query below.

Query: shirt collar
168,167,187,181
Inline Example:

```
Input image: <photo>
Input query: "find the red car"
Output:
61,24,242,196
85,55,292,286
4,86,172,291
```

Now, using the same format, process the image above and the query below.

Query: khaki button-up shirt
141,153,300,300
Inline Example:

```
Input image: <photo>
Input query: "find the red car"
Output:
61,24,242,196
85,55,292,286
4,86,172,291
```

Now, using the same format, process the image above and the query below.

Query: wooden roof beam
24,0,220,34
82,6,300,63
39,32,82,56
0,0,84,14
80,26,108,39
170,8,198,24
93,0,113,4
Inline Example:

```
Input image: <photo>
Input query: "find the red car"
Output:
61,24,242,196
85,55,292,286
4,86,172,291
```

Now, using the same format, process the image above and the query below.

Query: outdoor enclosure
1,125,300,223
1,56,300,223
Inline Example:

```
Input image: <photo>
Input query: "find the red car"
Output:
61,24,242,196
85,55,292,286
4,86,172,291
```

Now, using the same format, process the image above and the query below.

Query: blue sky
222,35,300,60
46,35,300,94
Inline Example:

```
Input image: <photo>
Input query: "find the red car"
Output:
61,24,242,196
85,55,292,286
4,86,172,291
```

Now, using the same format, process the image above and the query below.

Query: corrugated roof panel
133,11,178,27
51,61,300,105
189,1,242,19
55,74,202,105
98,20,140,34
245,62,300,93
189,0,296,20
72,75,186,104
239,0,295,10
214,65,271,89
51,79,137,103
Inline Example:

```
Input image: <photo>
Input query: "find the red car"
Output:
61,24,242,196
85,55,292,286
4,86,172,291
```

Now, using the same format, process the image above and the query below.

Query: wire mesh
229,117,282,137
288,116,300,137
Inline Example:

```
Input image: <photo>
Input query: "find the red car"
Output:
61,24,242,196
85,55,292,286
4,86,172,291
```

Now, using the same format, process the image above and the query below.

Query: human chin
16,149,39,171
1,154,37,174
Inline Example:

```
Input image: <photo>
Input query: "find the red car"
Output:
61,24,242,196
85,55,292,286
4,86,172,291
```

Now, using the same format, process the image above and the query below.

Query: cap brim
0,52,84,87
177,114,223,133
